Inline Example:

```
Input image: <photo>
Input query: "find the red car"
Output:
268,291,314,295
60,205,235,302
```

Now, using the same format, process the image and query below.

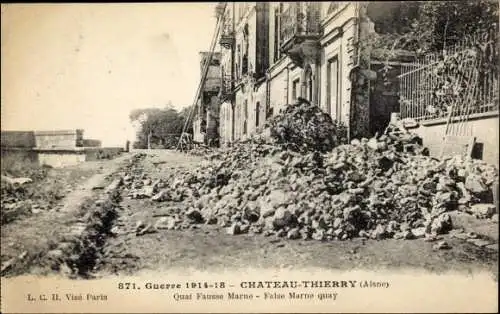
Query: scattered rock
411,227,426,238
46,249,64,260
466,238,491,247
485,244,498,251
1,258,16,274
152,190,170,202
287,228,300,240
468,204,497,219
432,241,451,250
186,209,204,223
154,217,176,230
431,213,453,235
465,175,488,194
226,223,241,235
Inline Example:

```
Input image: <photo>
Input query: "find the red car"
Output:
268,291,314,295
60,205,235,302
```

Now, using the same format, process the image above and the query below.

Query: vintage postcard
1,2,498,313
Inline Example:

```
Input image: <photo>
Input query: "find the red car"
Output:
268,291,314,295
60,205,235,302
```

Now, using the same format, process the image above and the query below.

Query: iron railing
219,11,234,49
280,2,322,47
399,32,499,121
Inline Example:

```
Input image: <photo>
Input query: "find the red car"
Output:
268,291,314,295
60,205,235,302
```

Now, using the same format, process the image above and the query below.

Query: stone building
206,2,419,146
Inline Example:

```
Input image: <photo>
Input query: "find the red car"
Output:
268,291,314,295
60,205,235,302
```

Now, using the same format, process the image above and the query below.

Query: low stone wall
37,150,87,168
409,113,499,166
2,146,123,168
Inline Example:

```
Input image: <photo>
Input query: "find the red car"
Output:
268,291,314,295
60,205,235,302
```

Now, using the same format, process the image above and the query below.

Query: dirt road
1,150,498,279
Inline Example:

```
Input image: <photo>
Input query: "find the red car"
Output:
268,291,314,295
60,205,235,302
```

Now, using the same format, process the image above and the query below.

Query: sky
1,3,217,146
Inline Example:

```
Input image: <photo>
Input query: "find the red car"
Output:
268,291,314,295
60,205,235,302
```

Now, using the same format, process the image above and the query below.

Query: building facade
210,2,385,146
191,2,498,166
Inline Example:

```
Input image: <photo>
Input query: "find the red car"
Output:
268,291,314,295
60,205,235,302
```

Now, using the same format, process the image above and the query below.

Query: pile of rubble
187,145,215,157
122,101,498,243
1,172,56,224
265,98,348,153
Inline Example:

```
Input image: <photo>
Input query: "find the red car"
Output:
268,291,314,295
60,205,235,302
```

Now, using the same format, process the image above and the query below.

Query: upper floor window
273,4,284,63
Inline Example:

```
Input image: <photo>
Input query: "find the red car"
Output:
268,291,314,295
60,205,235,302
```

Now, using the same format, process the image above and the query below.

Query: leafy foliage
364,1,499,58
130,105,193,149
404,36,499,120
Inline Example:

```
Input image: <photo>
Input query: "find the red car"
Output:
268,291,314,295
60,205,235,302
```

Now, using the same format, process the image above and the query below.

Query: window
327,56,340,120
292,78,300,102
273,8,280,62
243,100,248,134
236,44,241,81
236,103,241,136
244,99,248,120
305,67,313,102
242,54,248,75
255,101,260,127
273,4,283,63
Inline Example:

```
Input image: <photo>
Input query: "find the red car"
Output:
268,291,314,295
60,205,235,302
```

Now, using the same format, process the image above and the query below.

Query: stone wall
410,114,499,166
34,130,84,149
37,151,87,168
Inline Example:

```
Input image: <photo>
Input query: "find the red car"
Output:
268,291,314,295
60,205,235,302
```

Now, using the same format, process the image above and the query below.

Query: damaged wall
410,116,499,166
348,4,373,140
206,95,220,145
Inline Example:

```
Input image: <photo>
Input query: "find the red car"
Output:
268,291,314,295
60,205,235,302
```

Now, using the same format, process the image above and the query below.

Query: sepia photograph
1,1,499,313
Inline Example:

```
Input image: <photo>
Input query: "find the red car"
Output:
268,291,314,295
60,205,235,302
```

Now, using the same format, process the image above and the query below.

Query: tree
364,1,499,56
130,105,194,149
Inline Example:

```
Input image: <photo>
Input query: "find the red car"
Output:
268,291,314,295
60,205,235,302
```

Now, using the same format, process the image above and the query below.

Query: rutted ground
1,154,132,277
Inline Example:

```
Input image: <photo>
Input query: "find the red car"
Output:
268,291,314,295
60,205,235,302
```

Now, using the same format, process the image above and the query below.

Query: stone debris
1,175,33,186
188,145,215,157
467,204,497,219
432,241,451,250
485,244,498,251
117,102,498,246
466,238,492,247
105,177,123,194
